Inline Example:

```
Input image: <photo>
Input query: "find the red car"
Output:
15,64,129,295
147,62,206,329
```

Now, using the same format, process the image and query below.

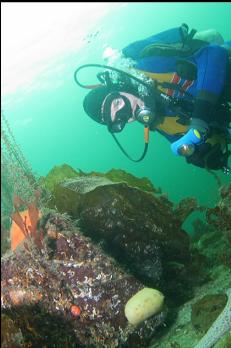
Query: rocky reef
2,164,231,348
206,183,231,245
1,212,166,348
150,182,231,348
194,289,231,348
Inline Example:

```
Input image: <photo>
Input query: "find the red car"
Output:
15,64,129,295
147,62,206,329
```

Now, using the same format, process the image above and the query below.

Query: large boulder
43,166,195,304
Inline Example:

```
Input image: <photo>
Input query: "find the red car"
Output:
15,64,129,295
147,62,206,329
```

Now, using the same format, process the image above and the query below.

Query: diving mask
101,92,133,133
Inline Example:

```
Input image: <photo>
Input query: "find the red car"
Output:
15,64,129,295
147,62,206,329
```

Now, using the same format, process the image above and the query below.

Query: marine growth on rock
1,211,166,348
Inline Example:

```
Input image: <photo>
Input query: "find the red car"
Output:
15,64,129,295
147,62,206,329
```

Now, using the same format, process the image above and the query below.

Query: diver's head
83,85,137,133
83,85,158,133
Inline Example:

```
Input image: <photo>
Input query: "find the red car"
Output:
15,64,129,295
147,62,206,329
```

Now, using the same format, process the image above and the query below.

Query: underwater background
1,3,231,348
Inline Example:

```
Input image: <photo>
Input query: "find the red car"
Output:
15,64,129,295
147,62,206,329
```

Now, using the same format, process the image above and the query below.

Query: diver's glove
171,129,203,156
171,119,209,157
171,119,208,157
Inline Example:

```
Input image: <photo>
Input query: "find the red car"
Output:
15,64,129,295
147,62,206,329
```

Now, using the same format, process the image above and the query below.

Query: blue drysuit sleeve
190,44,229,128
194,44,228,96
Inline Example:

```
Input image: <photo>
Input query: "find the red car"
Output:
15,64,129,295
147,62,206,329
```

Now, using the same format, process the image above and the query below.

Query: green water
2,2,230,213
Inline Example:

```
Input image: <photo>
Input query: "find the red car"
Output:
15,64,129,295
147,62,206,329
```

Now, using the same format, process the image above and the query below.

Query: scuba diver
74,24,231,173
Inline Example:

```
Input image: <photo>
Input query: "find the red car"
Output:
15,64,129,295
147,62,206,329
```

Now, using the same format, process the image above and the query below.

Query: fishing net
1,111,38,253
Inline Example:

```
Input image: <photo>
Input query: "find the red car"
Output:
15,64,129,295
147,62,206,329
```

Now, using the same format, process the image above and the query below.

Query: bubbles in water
102,46,154,97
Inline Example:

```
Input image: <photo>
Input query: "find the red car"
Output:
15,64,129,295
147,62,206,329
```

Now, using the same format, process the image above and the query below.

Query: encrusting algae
2,196,167,347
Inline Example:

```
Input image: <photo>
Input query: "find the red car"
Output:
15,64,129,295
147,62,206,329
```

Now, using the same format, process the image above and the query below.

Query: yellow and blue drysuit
122,26,231,167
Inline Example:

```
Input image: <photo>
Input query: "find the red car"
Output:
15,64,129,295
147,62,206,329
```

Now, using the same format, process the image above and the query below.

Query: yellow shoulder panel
156,117,189,135
135,69,175,93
